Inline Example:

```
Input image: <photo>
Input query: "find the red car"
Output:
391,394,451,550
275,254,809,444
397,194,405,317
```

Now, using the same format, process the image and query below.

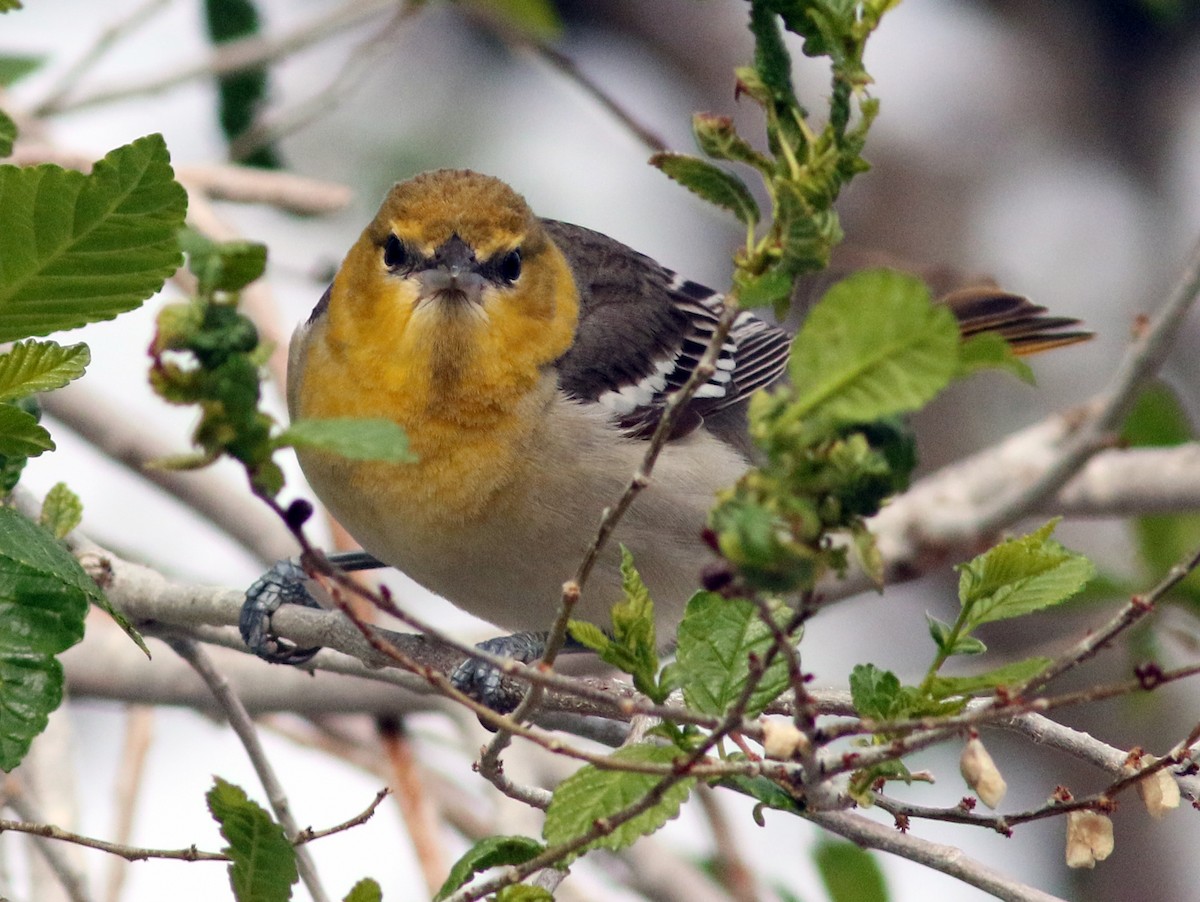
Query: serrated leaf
0,340,90,402
788,270,960,425
814,839,889,902
342,879,381,902
39,482,81,539
0,403,53,457
957,331,1035,384
566,619,609,654
0,507,97,770
748,0,797,106
435,836,545,901
651,152,760,227
278,418,415,463
0,109,14,158
958,520,1095,629
179,228,268,294
848,663,903,722
0,55,41,86
925,614,986,656
928,657,1051,699
207,777,298,902
0,133,187,342
669,592,790,718
543,743,695,859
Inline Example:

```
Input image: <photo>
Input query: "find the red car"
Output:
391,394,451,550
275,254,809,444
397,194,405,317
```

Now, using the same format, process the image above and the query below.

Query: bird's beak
416,234,485,308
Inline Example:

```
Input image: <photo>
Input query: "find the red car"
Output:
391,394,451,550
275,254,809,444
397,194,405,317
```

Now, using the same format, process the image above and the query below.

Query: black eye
497,249,521,283
383,234,408,270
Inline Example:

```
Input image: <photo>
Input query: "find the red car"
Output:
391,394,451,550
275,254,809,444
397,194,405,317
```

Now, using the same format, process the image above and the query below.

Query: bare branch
168,639,331,902
805,809,1066,902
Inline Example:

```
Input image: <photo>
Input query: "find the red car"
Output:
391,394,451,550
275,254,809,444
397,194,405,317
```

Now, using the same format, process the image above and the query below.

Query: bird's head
325,170,578,390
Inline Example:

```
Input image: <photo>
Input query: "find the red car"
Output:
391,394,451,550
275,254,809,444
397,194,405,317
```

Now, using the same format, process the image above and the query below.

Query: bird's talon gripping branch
450,632,550,712
240,559,323,664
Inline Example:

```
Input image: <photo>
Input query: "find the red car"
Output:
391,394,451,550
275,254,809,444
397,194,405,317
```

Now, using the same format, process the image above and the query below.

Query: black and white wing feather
545,220,789,444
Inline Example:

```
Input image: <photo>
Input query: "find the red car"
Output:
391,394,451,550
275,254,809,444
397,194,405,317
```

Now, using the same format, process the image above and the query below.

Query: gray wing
543,219,789,445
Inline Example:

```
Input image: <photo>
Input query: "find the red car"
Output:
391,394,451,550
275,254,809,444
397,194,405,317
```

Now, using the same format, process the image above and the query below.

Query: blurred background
4,0,1200,899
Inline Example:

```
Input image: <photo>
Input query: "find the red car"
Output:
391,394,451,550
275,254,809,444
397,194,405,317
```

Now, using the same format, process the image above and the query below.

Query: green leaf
925,614,985,656
0,507,97,770
39,482,81,540
848,663,904,722
342,879,382,902
0,340,90,402
179,228,268,294
734,268,794,310
471,0,563,39
1123,380,1193,448
435,836,545,901
667,593,791,718
748,0,798,106
278,418,415,463
788,270,960,426
495,887,554,902
814,839,889,902
204,0,281,169
0,133,187,342
957,520,1095,629
543,743,695,859
207,777,298,902
928,657,1052,699
651,152,760,227
0,403,53,457
719,773,804,817
956,331,1035,384
0,109,14,158
0,55,42,86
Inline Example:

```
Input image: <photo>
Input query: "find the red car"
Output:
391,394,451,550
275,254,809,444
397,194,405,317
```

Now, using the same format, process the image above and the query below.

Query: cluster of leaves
149,232,413,502
846,520,1094,800
654,0,898,315
711,268,1028,596
0,129,187,771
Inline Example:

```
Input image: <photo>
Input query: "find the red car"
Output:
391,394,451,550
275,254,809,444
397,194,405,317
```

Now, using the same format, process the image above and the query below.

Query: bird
241,168,1090,690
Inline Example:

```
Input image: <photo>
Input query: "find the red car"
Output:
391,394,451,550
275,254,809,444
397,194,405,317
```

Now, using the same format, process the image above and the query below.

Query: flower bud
762,720,808,760
1065,810,1114,869
1135,759,1181,819
960,737,1007,809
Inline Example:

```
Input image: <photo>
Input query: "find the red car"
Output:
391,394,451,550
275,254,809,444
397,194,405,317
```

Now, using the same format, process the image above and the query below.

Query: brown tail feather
939,286,1092,356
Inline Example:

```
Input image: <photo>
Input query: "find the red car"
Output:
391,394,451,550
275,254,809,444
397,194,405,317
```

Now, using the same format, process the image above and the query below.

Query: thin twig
477,13,669,154
230,3,420,161
34,0,173,114
38,0,401,116
804,809,1065,902
293,788,391,845
168,638,331,902
3,783,94,902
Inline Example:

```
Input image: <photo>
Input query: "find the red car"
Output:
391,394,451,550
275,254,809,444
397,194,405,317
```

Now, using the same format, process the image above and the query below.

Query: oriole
242,169,1088,685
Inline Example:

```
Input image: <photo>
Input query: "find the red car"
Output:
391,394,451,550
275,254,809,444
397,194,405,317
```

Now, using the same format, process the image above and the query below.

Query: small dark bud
284,499,314,529
1134,661,1165,690
701,526,721,552
701,561,734,592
